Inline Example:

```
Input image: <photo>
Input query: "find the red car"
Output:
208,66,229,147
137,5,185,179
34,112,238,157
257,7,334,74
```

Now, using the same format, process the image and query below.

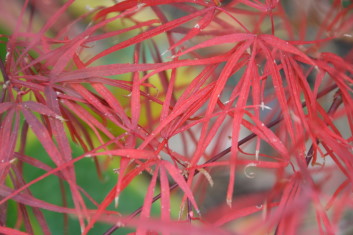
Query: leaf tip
115,196,119,208
226,198,232,208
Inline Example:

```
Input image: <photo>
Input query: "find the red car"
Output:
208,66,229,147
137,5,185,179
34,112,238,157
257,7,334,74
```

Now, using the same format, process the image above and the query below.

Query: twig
103,84,338,235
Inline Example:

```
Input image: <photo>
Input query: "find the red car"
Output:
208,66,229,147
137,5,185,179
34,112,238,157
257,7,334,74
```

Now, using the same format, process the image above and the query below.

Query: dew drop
137,2,146,9
161,49,169,56
255,150,259,161
55,115,66,121
2,81,10,89
194,23,200,29
116,221,125,227
256,204,263,209
188,211,194,217
85,5,93,11
104,112,113,118
343,33,352,38
5,52,9,61
290,110,301,123
260,101,271,111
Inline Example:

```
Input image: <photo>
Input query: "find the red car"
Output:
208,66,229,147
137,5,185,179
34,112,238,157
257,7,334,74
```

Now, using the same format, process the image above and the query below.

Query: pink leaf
86,7,215,65
161,161,199,213
260,34,314,64
159,165,171,224
137,165,160,235
89,149,157,160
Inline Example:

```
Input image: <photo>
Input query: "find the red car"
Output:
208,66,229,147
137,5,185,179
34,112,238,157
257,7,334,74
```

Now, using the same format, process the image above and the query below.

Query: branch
103,84,338,235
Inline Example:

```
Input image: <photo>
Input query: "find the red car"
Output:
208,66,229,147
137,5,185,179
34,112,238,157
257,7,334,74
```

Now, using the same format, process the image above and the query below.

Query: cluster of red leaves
1,0,353,234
